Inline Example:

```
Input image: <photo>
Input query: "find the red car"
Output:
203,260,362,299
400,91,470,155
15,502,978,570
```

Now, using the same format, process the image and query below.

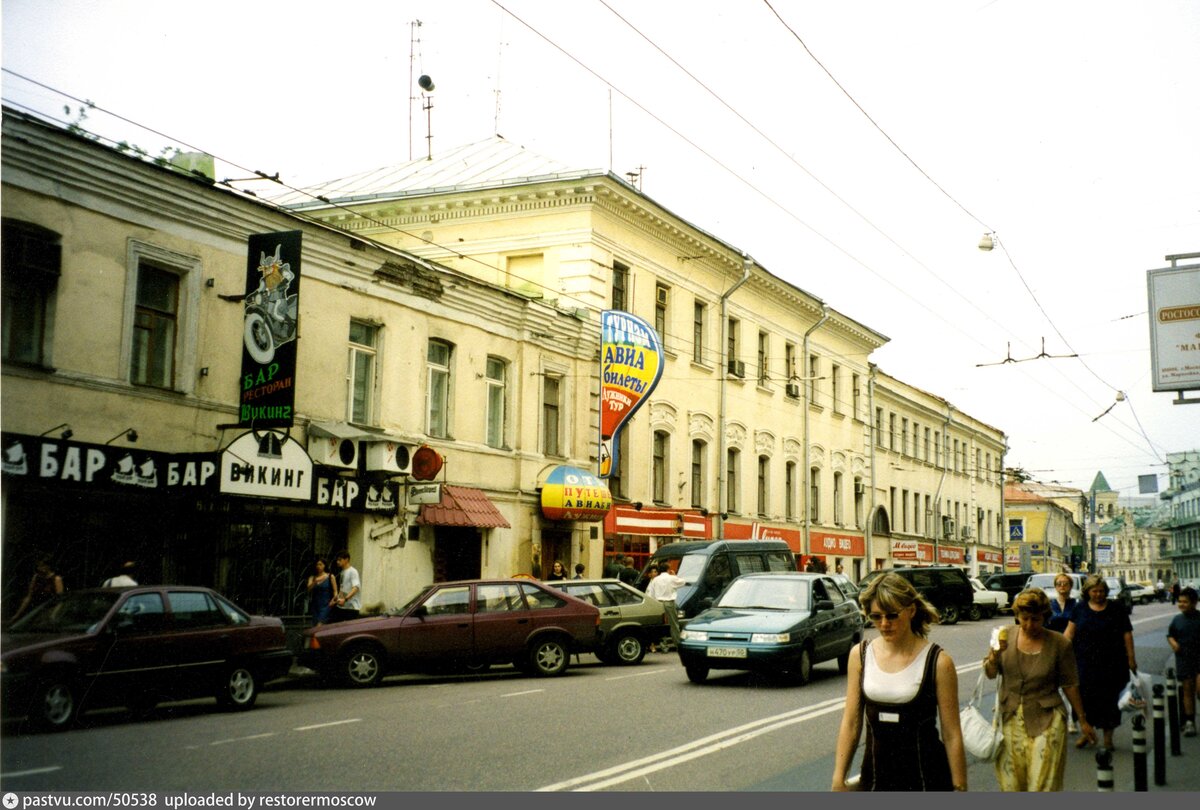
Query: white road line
604,668,669,681
210,732,277,745
0,766,63,778
294,718,362,731
501,689,545,698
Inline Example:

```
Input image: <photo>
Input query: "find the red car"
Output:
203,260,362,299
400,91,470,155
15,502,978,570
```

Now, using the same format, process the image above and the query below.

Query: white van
1026,572,1084,602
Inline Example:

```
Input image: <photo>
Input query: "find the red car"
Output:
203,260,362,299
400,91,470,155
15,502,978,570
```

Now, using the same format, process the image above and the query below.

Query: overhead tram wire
0,74,1162,459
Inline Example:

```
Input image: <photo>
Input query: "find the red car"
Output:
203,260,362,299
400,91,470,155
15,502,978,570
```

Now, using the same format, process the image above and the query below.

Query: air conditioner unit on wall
942,516,956,539
728,359,745,378
961,525,973,539
364,441,413,475
308,437,359,470
786,383,801,399
854,482,865,496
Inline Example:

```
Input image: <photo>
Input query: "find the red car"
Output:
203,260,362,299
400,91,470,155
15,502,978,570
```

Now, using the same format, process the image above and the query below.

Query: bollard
1132,714,1148,791
1096,747,1114,792
1153,683,1167,786
1167,667,1181,756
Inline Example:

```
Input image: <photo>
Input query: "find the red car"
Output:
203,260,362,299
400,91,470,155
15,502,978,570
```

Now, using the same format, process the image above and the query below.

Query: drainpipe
717,255,753,538
932,404,955,566
867,364,878,569
801,305,830,561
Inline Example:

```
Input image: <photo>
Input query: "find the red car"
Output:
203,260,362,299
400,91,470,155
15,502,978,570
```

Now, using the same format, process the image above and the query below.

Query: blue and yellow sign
599,310,664,478
541,466,612,521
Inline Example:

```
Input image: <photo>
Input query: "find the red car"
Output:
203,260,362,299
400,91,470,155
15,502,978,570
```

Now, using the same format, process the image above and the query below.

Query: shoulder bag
960,671,1003,762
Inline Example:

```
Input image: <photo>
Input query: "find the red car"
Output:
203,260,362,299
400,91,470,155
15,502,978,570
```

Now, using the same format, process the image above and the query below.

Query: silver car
549,579,669,665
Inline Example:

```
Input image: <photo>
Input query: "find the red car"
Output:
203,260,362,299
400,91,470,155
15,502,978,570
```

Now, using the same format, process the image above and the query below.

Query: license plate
707,646,747,659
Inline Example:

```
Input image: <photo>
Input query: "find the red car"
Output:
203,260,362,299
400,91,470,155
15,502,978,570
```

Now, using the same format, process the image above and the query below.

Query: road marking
0,766,62,778
294,718,362,731
538,696,847,791
604,668,669,681
501,689,545,698
210,732,277,745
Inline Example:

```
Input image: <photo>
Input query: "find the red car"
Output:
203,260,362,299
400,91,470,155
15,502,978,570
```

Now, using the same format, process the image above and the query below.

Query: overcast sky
3,0,1198,498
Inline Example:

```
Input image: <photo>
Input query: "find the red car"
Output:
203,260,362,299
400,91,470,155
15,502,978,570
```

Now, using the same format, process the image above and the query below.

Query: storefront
603,503,710,571
539,465,611,578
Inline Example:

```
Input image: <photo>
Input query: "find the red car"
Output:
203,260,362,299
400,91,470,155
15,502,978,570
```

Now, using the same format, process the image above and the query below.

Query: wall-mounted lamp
105,428,139,445
199,367,210,377
40,423,74,440
978,232,996,252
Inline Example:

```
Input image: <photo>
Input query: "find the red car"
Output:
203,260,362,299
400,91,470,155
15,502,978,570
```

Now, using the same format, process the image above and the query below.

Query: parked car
1105,576,1135,614
1026,572,1084,602
0,586,292,732
677,572,864,685
829,573,862,604
1127,582,1156,605
982,571,1035,609
969,576,1008,620
300,578,600,687
548,578,669,664
857,565,974,624
651,540,796,625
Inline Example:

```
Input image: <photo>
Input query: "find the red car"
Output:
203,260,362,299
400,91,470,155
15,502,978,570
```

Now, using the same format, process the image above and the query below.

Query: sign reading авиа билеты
598,310,663,478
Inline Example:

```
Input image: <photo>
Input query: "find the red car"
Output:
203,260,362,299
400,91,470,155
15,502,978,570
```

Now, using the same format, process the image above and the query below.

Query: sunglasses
868,611,902,622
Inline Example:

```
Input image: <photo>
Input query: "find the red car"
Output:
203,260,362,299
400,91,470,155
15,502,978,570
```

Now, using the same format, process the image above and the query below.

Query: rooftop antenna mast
408,20,422,161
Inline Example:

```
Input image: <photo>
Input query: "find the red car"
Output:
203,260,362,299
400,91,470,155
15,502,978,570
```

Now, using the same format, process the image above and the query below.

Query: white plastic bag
1118,671,1150,715
960,672,1003,762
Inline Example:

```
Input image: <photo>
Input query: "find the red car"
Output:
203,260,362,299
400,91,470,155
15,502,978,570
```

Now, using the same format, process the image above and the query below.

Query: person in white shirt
102,560,138,587
646,563,686,652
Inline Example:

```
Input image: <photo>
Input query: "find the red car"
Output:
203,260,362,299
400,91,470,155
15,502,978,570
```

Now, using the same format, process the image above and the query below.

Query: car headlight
680,630,708,642
750,633,790,644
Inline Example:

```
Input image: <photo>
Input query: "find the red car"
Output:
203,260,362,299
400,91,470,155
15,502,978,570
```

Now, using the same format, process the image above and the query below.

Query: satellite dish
418,74,435,92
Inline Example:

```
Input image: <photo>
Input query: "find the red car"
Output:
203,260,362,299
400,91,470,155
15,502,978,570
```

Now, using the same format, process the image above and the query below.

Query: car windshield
1105,578,1121,590
1027,574,1057,589
676,554,706,583
717,578,808,611
8,591,121,634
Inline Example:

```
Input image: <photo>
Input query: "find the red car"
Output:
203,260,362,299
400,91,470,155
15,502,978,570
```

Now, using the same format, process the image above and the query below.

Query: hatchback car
0,586,292,732
677,572,864,685
548,579,668,665
300,578,600,687
969,576,1009,620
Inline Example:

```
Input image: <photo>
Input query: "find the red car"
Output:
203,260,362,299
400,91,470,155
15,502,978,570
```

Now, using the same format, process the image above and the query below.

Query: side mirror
814,599,835,612
412,605,428,619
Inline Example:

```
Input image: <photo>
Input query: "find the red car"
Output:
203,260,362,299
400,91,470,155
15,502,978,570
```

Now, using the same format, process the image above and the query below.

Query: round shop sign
541,466,612,522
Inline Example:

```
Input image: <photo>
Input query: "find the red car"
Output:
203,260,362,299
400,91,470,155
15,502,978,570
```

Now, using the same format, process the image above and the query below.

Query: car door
94,591,169,706
473,582,529,662
165,590,233,698
395,584,474,669
811,577,855,660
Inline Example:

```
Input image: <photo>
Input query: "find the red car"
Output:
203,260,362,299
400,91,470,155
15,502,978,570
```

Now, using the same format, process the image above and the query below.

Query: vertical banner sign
598,310,663,478
239,231,302,428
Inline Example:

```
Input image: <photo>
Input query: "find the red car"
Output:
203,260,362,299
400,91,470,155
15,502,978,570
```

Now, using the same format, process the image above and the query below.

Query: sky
3,0,1198,499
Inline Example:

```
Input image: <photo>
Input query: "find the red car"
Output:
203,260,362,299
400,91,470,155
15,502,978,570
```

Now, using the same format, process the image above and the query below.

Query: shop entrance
539,528,571,579
433,526,482,582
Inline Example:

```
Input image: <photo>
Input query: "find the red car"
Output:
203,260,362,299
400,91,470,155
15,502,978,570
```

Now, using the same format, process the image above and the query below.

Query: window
875,408,885,447
902,489,909,532
952,439,960,472
785,342,797,381
130,263,179,388
913,422,920,459
809,467,821,523
653,431,669,503
757,330,769,384
934,431,941,466
542,374,562,456
925,495,932,536
610,431,629,500
2,219,61,367
612,261,628,310
693,299,707,364
976,449,982,479
426,339,452,438
655,283,669,345
901,418,909,455
727,317,740,371
807,354,819,404
924,428,931,462
854,476,864,528
691,440,706,509
424,586,472,615
851,373,861,420
757,455,769,516
889,413,897,451
785,461,796,521
830,364,841,413
485,356,507,448
347,321,378,424
913,491,921,534
833,472,843,525
167,591,224,629
726,448,740,513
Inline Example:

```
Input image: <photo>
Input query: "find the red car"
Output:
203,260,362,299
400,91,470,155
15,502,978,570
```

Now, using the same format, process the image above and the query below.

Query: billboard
1147,264,1200,392
240,231,302,427
598,310,663,478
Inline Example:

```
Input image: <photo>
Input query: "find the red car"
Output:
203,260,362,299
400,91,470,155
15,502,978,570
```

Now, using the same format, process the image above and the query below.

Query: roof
417,485,510,529
1089,471,1115,493
274,136,591,209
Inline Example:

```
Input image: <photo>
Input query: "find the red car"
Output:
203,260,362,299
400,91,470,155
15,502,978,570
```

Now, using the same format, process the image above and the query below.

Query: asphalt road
0,602,1184,792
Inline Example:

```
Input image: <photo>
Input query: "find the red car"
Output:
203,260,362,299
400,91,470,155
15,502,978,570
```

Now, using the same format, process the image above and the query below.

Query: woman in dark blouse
1064,574,1138,750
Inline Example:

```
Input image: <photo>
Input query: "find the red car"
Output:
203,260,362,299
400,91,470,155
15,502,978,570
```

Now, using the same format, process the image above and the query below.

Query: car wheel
611,631,646,665
685,664,709,684
29,677,77,732
967,603,983,622
792,646,813,685
216,665,258,710
941,604,960,625
529,637,569,676
342,644,384,688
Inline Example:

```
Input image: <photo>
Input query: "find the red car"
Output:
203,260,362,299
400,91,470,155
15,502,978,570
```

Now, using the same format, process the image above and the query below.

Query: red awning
417,485,511,529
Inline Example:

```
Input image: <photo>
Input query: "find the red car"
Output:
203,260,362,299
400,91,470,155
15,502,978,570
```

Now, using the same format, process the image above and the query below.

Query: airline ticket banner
598,310,663,478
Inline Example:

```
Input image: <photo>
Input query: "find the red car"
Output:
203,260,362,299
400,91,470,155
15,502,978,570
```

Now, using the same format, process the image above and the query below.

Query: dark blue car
677,572,863,684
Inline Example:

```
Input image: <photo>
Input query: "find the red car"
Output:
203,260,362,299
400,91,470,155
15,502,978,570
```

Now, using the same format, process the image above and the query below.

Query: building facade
1163,450,1200,586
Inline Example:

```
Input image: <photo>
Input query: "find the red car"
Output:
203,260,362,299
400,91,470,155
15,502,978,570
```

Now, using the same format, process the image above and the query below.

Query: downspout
867,364,878,569
717,255,753,538
932,404,956,566
801,305,831,561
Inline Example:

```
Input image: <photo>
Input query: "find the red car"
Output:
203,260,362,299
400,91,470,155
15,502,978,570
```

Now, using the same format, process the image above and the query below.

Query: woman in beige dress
984,588,1095,791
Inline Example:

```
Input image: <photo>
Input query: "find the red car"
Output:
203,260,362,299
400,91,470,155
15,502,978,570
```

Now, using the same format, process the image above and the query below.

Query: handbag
1118,670,1150,715
960,672,1003,761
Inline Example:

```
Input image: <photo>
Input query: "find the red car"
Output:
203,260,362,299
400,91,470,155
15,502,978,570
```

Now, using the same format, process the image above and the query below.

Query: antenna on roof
418,74,436,161
408,20,423,161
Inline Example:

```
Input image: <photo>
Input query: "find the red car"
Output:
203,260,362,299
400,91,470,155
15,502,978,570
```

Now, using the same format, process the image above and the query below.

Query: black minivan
640,540,796,624
858,565,974,624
